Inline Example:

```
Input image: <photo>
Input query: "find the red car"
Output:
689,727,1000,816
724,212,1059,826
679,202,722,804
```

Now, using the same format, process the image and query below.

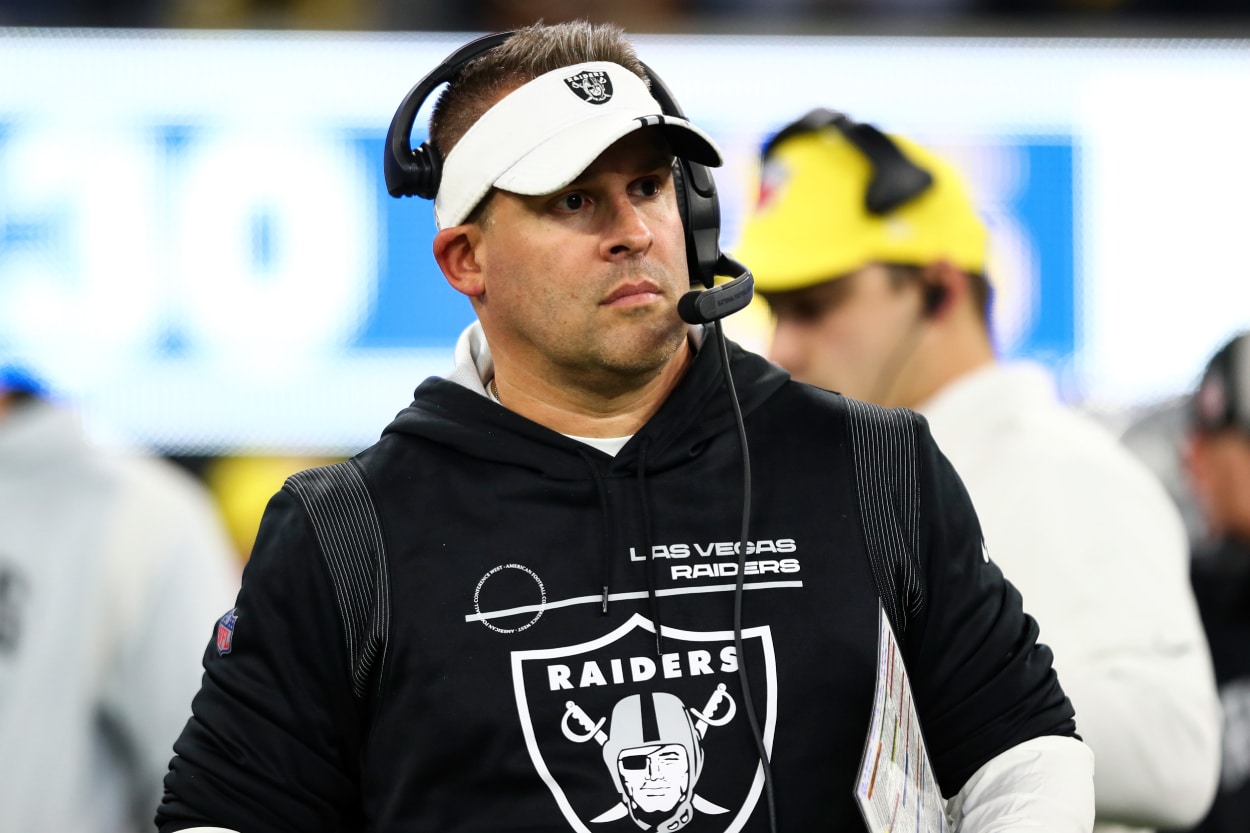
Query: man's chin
602,320,688,371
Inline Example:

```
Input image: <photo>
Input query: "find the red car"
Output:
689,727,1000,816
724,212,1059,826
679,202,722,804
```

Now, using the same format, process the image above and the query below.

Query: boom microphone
678,255,755,325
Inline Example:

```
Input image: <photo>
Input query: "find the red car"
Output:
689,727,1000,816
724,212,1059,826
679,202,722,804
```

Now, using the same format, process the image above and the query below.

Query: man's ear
919,260,966,317
433,224,486,298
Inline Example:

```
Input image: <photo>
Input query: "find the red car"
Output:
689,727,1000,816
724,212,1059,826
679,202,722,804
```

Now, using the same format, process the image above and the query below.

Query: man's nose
601,196,653,260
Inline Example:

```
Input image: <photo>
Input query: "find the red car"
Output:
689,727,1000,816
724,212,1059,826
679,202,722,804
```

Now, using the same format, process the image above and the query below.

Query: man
732,109,1220,832
156,23,1093,832
1180,332,1250,832
0,363,240,832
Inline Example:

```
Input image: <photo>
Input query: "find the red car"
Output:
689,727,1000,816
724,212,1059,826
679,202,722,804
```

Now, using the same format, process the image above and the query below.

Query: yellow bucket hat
732,111,989,294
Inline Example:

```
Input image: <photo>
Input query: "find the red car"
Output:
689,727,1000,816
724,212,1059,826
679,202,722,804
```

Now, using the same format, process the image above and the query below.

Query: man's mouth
603,280,663,307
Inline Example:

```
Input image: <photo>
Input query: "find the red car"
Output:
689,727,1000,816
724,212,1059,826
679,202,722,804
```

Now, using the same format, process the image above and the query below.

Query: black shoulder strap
844,398,924,640
285,460,390,701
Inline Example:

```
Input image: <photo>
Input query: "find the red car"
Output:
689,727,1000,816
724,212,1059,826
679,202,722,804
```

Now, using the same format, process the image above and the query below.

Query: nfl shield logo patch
215,608,238,656
511,613,776,832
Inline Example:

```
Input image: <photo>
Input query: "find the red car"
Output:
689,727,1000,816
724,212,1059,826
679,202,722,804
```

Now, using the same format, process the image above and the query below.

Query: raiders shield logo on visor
564,70,613,104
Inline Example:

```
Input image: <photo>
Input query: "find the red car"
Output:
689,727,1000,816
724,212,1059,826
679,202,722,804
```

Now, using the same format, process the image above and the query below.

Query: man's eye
559,193,585,211
637,179,660,197
771,300,827,325
792,301,824,322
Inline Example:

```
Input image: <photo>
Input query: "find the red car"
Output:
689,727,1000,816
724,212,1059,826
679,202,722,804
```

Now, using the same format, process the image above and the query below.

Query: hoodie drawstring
634,438,664,655
578,448,614,615
578,441,663,655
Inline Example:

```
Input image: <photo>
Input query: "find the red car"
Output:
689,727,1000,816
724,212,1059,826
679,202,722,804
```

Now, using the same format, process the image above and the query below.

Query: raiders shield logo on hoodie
511,613,776,832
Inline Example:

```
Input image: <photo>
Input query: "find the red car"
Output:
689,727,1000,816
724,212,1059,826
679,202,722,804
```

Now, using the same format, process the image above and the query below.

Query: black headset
762,107,934,216
384,31,753,325
762,107,946,315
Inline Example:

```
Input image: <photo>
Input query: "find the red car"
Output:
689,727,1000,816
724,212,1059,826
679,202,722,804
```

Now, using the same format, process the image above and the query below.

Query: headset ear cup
671,162,699,284
674,159,721,289
642,62,722,290
384,30,515,200
386,140,441,199
385,105,444,198
413,142,442,200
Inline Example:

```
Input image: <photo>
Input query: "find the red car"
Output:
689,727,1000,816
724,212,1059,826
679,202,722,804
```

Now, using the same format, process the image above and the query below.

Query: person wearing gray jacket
0,363,240,833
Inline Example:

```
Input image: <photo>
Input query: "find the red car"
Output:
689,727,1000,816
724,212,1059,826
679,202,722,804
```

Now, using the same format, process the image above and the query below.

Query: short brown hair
429,21,649,159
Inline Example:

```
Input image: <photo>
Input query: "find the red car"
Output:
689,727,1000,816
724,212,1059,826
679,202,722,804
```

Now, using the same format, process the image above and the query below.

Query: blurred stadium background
2,0,1248,558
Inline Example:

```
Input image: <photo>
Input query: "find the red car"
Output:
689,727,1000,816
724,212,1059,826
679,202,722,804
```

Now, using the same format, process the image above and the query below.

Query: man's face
1186,429,1250,540
470,129,691,393
617,743,690,813
763,263,925,406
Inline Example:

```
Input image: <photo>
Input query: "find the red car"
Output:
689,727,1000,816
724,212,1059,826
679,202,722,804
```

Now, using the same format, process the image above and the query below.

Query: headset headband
763,108,933,215
384,31,514,201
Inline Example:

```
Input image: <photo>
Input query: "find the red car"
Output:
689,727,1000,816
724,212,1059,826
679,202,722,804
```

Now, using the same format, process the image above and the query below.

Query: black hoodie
159,334,1075,833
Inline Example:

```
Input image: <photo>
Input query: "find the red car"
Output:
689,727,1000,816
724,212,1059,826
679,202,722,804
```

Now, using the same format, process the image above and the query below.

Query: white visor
434,61,723,229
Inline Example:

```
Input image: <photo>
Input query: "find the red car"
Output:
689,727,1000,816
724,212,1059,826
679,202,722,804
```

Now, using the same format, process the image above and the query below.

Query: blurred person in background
732,108,1221,833
0,362,240,833
1176,331,1250,833
1118,395,1209,551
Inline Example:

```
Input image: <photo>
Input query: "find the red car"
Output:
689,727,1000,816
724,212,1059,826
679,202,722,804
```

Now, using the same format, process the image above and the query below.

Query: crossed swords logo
560,683,738,827
564,70,613,104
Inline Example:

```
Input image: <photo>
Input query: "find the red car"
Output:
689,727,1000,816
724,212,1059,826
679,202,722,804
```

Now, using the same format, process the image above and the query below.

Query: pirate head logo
512,614,776,832
565,70,614,104
564,686,737,831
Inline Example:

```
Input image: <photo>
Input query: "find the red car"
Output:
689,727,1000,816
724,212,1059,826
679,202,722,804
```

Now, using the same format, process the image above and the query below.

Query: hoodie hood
381,324,789,479
379,323,789,646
